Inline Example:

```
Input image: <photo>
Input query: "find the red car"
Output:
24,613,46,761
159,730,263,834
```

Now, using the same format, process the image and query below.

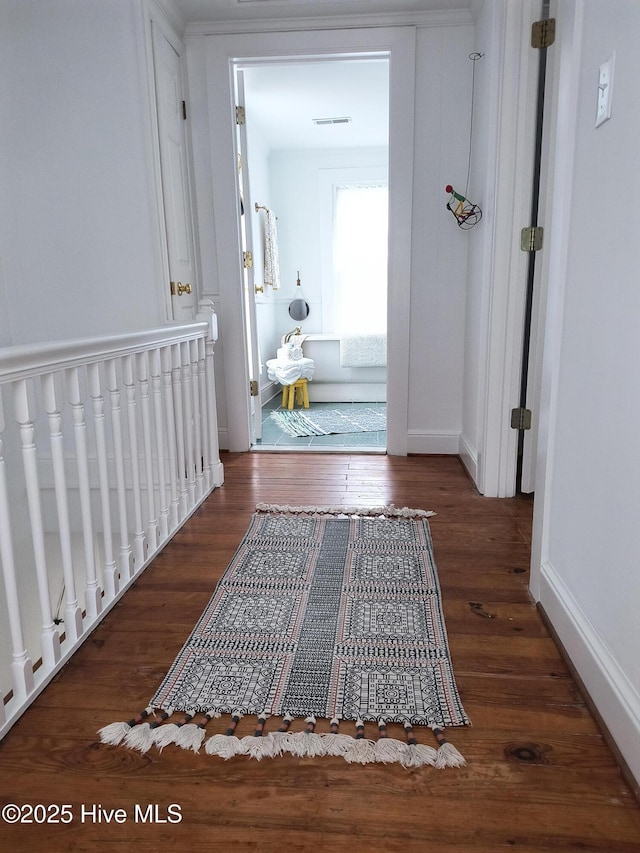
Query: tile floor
255,396,387,451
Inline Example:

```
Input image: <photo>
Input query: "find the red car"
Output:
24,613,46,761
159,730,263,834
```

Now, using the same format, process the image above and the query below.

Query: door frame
200,27,416,453
142,0,202,325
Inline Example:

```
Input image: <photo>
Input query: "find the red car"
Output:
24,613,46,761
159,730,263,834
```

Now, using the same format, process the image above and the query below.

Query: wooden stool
282,378,309,410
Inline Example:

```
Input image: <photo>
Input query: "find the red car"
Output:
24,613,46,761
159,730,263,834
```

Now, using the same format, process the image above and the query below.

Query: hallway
1,452,638,851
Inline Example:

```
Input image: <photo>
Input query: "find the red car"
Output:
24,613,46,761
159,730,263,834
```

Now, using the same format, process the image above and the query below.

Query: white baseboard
540,559,640,787
217,427,229,451
459,432,478,482
307,382,386,403
406,430,460,455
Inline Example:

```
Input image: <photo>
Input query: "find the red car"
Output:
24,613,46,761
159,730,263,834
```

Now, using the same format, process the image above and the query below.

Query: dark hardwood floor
1,452,639,851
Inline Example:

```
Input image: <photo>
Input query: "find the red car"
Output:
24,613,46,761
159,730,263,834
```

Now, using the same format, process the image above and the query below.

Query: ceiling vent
313,117,352,126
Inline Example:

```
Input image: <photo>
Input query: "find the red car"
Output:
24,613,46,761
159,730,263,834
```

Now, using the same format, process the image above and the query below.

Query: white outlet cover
596,52,615,127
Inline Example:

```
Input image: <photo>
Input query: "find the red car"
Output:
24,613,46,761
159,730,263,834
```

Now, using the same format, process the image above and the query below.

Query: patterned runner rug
99,505,469,768
270,406,386,436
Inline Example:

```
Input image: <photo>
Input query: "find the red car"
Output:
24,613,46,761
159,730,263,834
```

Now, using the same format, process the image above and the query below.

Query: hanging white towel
263,208,280,290
340,334,387,367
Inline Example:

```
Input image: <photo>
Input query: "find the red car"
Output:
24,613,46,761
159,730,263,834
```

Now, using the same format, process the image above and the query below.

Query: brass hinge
249,380,259,397
520,226,543,252
531,18,556,49
236,105,246,125
511,407,532,431
243,250,253,269
182,100,187,120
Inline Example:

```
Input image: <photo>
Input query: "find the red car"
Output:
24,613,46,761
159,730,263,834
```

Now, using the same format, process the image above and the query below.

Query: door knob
170,281,192,296
255,285,264,294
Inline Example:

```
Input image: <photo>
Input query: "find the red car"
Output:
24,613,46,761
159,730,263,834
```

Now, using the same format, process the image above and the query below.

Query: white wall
461,0,502,485
269,147,388,336
0,0,167,347
187,22,473,452
532,0,640,784
408,24,473,454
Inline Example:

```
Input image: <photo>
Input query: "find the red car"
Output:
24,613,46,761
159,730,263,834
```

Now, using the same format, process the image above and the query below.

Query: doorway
235,58,390,452
201,27,415,455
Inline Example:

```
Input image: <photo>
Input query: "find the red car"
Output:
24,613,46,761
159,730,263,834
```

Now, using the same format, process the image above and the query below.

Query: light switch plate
596,52,615,127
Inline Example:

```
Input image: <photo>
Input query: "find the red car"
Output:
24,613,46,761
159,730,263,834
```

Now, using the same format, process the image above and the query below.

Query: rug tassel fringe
124,709,173,753
175,711,218,753
152,711,194,751
321,718,355,757
432,725,466,768
374,720,409,765
204,712,244,759
287,716,326,758
401,722,438,768
239,714,274,760
267,713,294,756
255,503,435,519
98,705,155,746
343,719,376,765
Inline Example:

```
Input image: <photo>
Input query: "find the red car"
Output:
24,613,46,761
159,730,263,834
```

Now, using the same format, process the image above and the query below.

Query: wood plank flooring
1,452,639,852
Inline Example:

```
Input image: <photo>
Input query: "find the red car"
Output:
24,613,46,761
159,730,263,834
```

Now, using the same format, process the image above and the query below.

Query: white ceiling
172,0,472,24
242,59,389,151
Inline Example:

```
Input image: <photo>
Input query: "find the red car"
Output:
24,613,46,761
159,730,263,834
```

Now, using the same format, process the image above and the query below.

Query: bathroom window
333,183,388,334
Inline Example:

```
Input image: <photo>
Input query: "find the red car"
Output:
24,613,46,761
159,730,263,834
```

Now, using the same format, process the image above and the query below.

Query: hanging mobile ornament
445,52,483,229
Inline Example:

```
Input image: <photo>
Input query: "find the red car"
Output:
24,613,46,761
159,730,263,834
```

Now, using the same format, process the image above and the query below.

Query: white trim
530,0,584,602
540,559,640,785
196,27,416,453
477,0,539,497
307,383,386,403
185,9,473,37
406,430,460,456
0,323,209,382
142,1,202,324
459,432,478,483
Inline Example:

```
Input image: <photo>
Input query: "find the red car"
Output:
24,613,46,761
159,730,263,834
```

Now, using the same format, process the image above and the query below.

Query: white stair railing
0,316,223,738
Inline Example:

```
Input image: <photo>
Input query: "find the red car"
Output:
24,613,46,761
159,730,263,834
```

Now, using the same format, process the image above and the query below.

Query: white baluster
150,348,170,541
196,337,211,491
136,351,158,552
87,363,118,600
196,300,223,488
171,344,188,520
180,341,196,509
0,391,35,701
201,313,224,488
105,359,132,580
41,373,83,641
190,339,204,500
66,367,101,620
12,379,61,669
161,347,180,530
122,355,146,566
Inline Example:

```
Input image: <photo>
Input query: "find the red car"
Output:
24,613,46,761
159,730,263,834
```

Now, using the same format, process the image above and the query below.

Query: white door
152,24,197,322
235,69,263,443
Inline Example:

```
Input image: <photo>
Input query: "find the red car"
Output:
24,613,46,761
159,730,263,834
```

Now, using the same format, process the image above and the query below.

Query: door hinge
243,250,253,269
511,407,532,431
249,380,259,397
236,105,246,125
531,18,556,49
520,226,543,252
182,100,187,120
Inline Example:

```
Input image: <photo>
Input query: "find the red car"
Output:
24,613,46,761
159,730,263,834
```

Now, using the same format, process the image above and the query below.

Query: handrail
0,323,210,383
0,318,223,739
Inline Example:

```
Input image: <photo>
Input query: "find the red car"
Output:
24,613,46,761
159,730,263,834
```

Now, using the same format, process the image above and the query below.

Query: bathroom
238,59,389,450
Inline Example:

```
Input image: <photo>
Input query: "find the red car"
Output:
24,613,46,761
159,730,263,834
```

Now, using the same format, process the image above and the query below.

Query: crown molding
184,8,473,36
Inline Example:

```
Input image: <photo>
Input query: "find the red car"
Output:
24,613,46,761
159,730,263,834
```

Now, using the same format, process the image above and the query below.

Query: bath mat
99,505,469,768
271,406,386,437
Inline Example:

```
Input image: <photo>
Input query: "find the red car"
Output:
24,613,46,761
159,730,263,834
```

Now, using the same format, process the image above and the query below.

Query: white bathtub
300,334,386,402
